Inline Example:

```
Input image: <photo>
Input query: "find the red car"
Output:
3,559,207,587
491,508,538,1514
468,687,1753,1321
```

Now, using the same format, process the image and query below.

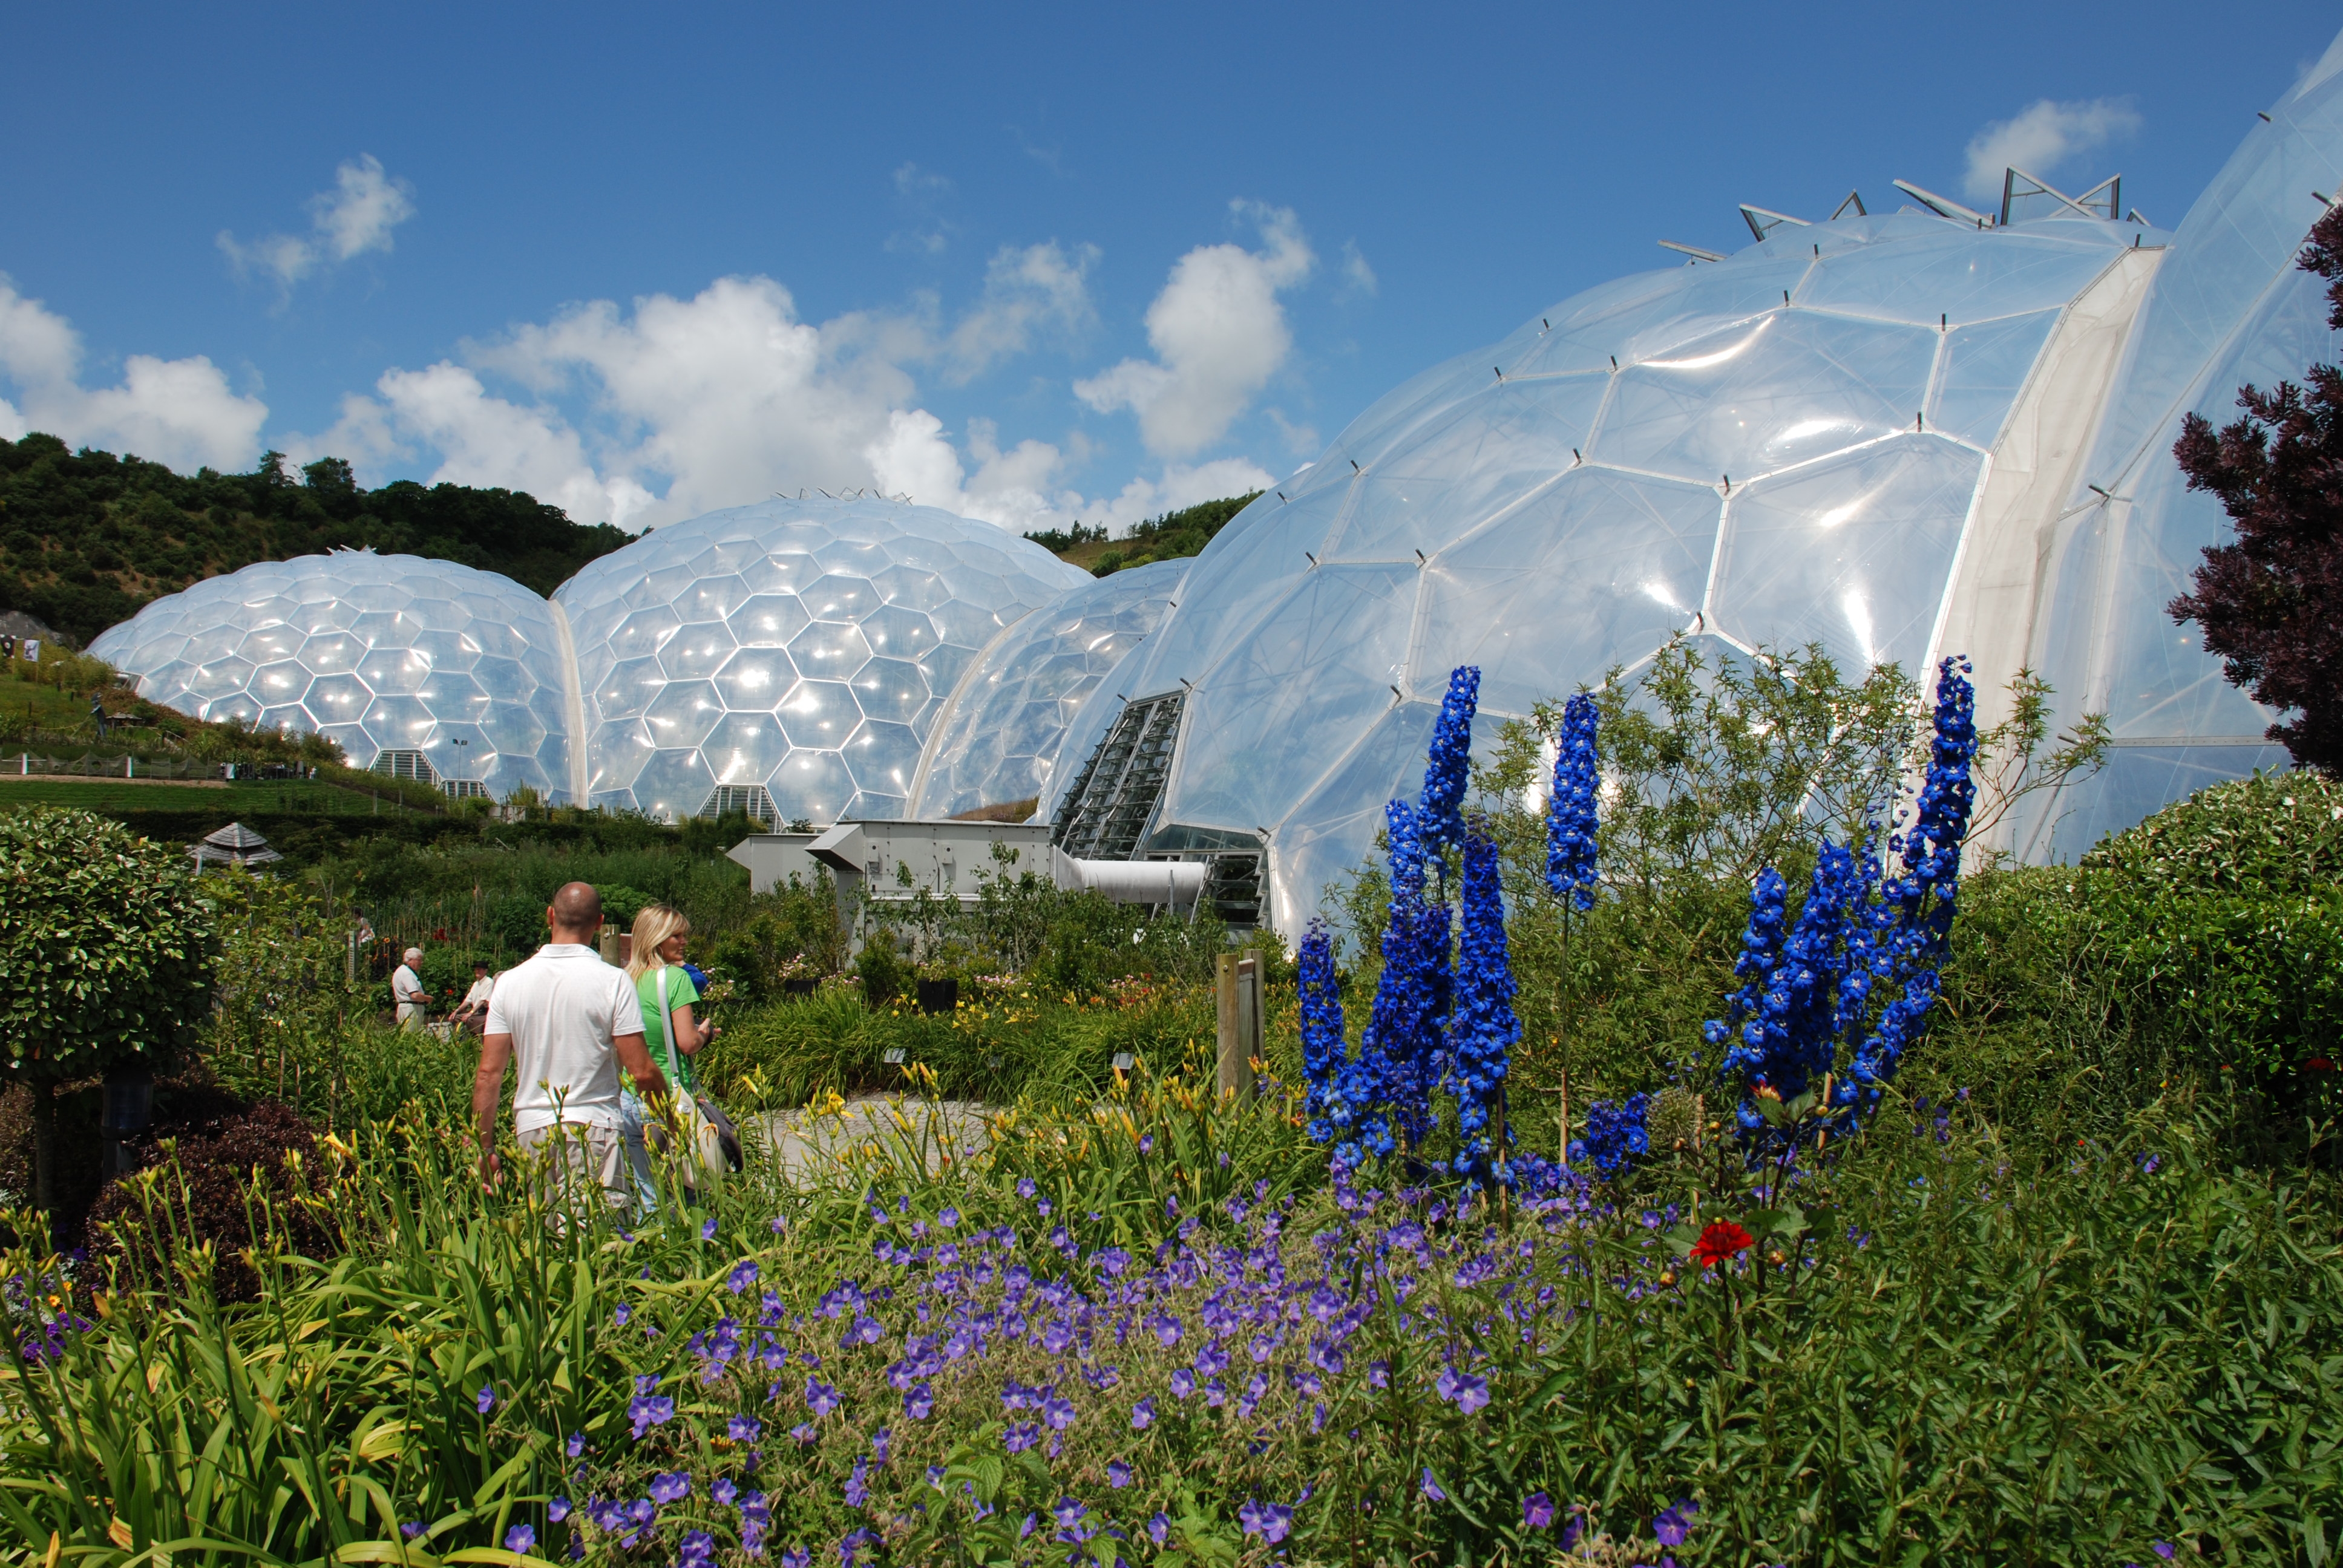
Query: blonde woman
625,904,718,1090
623,904,740,1194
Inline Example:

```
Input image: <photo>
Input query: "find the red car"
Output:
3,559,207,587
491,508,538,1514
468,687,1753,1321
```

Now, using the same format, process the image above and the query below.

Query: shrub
0,808,221,1212
81,1099,332,1303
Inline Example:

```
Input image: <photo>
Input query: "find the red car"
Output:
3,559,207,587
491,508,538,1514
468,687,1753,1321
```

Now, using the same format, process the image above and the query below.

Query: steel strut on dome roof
1831,189,1867,220
2001,168,2121,226
1892,179,1992,226
1740,204,1811,241
1657,240,1727,263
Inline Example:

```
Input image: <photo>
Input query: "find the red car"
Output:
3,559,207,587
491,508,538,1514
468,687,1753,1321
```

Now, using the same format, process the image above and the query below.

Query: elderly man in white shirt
476,882,666,1211
392,948,429,1031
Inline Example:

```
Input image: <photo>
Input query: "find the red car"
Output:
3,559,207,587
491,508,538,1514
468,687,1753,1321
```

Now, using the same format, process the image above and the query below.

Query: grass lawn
0,776,396,815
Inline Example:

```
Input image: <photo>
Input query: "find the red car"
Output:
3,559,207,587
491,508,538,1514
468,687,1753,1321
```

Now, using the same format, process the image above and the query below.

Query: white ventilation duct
1052,848,1205,908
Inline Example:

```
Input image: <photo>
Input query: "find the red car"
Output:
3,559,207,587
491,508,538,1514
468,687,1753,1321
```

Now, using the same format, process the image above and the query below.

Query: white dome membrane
88,550,572,797
1032,162,2322,931
910,557,1185,821
555,497,1089,823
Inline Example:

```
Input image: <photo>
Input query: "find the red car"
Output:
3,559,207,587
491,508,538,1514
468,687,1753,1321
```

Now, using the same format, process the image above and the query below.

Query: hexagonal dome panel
88,549,572,799
1019,203,2183,933
556,496,1088,822
911,560,1185,820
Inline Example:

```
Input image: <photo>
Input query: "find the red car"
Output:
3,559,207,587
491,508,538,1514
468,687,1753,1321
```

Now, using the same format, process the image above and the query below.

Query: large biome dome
908,557,1184,820
1009,24,2343,933
555,497,1089,823
87,550,573,795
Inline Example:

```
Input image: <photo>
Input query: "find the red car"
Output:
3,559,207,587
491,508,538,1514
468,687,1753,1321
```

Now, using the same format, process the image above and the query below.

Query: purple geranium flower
730,1414,763,1442
650,1472,692,1504
1239,1499,1294,1544
1109,1460,1132,1489
1421,1468,1447,1502
476,1383,497,1415
504,1524,535,1553
1147,1513,1171,1546
549,1497,572,1523
1653,1499,1698,1547
1130,1397,1155,1430
906,1382,934,1420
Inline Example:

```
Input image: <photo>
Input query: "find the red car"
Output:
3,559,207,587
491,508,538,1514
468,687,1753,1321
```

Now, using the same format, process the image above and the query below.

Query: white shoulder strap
655,965,681,1080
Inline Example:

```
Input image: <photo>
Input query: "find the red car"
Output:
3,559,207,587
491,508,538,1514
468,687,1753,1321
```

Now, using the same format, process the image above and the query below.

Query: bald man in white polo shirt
476,881,666,1210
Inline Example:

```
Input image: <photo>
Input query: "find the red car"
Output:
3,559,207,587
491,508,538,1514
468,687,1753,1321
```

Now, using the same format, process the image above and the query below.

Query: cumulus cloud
942,241,1099,383
219,154,417,292
1962,99,2140,200
287,268,1253,541
0,276,267,469
1076,201,1315,457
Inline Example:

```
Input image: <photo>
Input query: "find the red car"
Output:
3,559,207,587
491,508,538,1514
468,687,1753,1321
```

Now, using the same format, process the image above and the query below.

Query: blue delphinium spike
1449,823,1519,1191
1418,666,1481,861
1545,692,1601,910
1297,920,1346,1144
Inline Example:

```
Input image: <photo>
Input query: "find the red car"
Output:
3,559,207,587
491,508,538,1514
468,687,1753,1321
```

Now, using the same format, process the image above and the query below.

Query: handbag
654,966,737,1186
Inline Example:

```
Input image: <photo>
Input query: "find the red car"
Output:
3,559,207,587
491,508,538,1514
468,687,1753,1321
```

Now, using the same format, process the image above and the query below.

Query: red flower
2305,1057,2335,1072
1691,1220,1754,1269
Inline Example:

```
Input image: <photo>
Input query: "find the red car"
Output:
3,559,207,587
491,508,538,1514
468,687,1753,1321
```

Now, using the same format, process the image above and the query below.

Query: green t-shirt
636,965,701,1092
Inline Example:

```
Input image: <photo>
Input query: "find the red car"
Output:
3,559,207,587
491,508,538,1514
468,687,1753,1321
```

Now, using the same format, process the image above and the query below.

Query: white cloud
1076,200,1315,457
1962,99,2141,200
0,276,267,470
942,241,1099,383
864,405,1272,537
219,154,417,292
1339,240,1378,298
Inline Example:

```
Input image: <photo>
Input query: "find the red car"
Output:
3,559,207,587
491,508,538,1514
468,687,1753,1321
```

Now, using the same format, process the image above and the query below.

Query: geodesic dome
909,558,1185,820
555,497,1089,823
1031,27,2343,933
2011,30,2343,860
88,550,572,795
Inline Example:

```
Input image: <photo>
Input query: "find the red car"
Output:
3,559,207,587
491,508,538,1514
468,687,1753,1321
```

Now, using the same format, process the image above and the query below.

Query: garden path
749,1094,997,1182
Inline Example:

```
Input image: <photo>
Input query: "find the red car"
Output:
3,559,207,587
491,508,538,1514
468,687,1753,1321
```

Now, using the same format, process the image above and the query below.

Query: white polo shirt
484,942,643,1132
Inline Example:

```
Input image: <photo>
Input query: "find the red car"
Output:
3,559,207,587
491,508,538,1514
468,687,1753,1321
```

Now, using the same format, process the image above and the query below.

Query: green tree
0,808,221,1213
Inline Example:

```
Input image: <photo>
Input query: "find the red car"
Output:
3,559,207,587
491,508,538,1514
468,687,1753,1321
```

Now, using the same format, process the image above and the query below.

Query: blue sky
1,2,2335,538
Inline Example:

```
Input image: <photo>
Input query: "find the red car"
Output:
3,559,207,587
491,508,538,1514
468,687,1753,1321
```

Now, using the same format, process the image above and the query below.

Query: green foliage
698,982,1219,1108
0,434,631,642
8,1078,2341,1565
853,925,907,1007
700,874,848,1002
2081,768,2343,892
0,808,219,1089
1024,493,1261,575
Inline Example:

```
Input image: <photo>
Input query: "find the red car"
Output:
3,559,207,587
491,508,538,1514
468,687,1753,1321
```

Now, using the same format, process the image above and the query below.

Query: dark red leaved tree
2171,203,2343,773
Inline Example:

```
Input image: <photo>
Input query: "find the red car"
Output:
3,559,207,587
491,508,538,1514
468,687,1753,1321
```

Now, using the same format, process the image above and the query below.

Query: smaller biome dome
555,497,1090,823
89,550,574,796
910,558,1185,820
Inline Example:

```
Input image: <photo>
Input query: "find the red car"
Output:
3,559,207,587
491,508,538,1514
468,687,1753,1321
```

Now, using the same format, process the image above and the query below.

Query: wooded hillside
0,434,631,644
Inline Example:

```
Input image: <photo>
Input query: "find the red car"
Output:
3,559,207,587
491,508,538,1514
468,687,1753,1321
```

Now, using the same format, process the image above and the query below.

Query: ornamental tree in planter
0,807,220,1214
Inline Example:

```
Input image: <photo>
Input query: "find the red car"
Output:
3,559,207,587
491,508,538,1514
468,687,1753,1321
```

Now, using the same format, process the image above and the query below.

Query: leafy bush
81,1100,332,1303
702,874,848,1002
698,982,1221,1108
0,807,221,1211
2081,768,2343,892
